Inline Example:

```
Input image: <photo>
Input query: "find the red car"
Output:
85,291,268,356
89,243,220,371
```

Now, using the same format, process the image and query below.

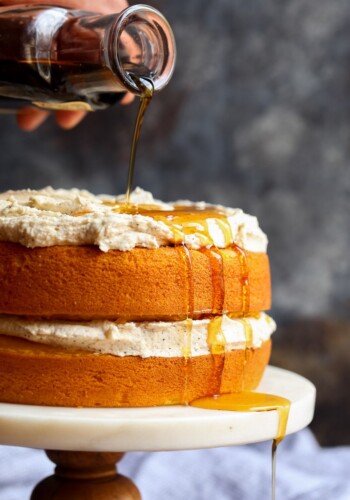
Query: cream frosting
0,187,268,252
0,313,275,358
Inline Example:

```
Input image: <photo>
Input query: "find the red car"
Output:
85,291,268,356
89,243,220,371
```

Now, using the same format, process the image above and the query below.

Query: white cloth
0,429,349,500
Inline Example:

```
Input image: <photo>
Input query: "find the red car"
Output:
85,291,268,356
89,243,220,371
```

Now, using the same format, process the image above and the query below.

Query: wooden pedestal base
30,451,141,500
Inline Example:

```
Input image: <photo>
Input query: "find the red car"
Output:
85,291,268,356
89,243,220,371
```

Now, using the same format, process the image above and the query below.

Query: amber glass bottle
0,4,176,110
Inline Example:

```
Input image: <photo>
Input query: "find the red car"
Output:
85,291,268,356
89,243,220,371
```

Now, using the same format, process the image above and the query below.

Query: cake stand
0,366,316,499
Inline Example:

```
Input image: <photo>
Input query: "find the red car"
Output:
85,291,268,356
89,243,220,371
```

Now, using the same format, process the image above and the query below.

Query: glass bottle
0,4,176,110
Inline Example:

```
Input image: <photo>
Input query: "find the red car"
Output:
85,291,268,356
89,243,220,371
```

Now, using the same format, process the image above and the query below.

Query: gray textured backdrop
0,0,349,324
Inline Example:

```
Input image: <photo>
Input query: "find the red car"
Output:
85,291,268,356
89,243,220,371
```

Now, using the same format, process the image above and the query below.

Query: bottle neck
107,5,176,95
54,5,176,97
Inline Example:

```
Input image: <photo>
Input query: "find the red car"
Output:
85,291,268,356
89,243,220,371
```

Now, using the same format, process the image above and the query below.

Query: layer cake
0,187,274,407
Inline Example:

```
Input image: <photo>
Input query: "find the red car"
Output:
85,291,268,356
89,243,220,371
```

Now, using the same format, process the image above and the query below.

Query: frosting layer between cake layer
0,313,275,358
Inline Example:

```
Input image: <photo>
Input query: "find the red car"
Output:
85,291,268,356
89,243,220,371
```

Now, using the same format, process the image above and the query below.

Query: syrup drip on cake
206,315,225,394
240,318,253,349
177,245,195,319
215,217,234,247
181,318,192,404
207,316,225,355
230,243,250,316
114,204,232,248
176,245,194,402
201,247,227,395
241,318,253,393
200,247,225,315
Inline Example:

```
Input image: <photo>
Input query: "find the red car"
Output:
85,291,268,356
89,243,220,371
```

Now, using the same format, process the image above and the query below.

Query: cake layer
0,313,276,357
0,243,271,320
0,187,268,252
0,335,271,407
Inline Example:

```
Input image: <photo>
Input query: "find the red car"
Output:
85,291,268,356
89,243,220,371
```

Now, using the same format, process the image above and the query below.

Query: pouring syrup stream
125,76,154,204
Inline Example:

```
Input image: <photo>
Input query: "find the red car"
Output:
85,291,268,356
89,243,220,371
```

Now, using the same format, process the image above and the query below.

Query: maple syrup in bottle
0,4,176,110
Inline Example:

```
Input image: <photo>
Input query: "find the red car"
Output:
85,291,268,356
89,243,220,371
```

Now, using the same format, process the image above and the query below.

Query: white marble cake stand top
0,366,316,452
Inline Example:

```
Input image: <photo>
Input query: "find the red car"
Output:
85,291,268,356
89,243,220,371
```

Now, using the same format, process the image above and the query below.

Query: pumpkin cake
0,187,275,407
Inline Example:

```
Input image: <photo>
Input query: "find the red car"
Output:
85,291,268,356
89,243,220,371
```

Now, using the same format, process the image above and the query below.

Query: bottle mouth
111,4,176,94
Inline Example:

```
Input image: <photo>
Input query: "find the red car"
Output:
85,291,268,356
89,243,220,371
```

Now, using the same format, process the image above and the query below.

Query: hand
0,0,134,131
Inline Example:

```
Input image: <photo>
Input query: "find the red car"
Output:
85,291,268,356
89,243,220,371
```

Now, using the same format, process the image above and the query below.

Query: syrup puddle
191,392,290,500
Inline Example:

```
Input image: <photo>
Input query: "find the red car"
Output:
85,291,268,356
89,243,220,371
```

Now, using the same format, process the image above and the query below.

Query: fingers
17,107,50,131
16,99,133,131
16,108,87,131
54,110,87,129
120,92,135,105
